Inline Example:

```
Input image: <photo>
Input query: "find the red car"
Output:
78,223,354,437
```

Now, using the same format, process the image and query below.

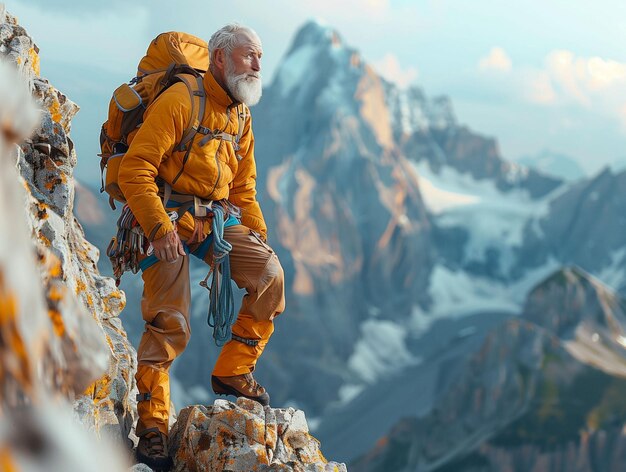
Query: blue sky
8,0,626,182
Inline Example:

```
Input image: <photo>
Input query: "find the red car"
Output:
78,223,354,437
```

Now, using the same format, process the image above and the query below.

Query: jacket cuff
148,220,174,242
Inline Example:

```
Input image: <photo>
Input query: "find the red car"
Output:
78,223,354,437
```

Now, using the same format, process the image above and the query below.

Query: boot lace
244,373,264,394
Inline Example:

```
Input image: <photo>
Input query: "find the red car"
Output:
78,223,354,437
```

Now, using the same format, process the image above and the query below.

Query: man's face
224,32,263,106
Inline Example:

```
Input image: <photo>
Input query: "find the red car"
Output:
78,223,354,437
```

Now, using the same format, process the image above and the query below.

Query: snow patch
415,172,479,213
409,260,561,334
410,162,556,273
348,319,421,384
338,384,365,404
427,265,521,318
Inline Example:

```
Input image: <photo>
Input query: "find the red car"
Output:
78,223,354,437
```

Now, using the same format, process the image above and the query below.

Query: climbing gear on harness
211,373,270,406
199,204,237,347
106,206,178,286
136,392,152,402
106,205,148,285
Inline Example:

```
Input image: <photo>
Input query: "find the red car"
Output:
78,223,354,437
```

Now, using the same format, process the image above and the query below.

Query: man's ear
213,48,226,72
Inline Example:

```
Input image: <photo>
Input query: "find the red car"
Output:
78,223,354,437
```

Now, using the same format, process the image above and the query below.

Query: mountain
352,267,626,471
518,149,587,182
516,167,626,293
252,20,436,414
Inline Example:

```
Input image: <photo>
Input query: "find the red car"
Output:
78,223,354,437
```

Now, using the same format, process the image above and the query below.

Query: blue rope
204,205,236,346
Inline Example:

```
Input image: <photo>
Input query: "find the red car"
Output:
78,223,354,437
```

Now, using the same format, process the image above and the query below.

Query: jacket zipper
208,139,223,196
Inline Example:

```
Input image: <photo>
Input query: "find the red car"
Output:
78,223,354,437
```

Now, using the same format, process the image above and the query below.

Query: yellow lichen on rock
0,271,33,404
48,99,62,124
29,46,40,76
84,373,112,403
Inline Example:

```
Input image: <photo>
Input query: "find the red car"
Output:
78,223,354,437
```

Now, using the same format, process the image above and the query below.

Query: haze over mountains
78,20,626,471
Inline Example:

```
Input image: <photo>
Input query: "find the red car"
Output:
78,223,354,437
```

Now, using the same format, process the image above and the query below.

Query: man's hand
151,230,185,263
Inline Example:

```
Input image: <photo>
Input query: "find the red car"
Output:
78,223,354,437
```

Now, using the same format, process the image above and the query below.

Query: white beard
225,60,262,106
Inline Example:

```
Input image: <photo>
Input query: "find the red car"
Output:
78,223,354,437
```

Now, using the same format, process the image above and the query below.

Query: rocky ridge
0,5,134,470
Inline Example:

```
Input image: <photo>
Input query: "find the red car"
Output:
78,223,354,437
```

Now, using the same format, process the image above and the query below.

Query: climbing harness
108,196,241,346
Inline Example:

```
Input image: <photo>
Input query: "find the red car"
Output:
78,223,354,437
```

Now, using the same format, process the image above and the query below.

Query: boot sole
211,375,270,406
136,450,173,472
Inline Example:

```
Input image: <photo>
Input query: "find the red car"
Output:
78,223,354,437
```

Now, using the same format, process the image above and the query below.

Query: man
118,24,285,470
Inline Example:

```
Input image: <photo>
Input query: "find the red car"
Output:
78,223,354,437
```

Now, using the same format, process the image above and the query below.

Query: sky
7,0,626,183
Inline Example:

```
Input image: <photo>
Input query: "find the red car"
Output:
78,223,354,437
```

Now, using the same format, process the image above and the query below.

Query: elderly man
119,24,285,470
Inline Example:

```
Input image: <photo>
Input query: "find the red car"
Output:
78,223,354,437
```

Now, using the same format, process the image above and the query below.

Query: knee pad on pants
137,310,190,367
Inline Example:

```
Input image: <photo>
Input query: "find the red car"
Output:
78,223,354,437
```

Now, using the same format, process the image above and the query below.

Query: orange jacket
118,71,266,242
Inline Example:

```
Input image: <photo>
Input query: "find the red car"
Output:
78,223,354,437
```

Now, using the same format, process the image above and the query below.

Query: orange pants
135,225,285,436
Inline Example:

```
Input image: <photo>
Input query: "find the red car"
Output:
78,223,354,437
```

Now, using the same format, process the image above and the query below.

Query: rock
129,464,154,472
0,6,136,470
170,398,346,472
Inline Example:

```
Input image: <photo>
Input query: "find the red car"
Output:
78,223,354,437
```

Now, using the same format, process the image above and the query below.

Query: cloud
537,50,626,107
544,50,590,106
373,53,418,88
527,71,556,105
521,49,626,134
586,57,626,89
478,47,512,73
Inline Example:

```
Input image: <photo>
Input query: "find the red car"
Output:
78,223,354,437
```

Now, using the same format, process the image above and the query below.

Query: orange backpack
99,32,209,209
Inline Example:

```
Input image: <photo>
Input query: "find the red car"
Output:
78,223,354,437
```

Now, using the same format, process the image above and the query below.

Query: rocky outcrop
170,398,346,472
0,7,134,470
353,267,626,471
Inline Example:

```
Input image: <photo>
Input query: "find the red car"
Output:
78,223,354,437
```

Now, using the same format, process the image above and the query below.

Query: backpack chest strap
197,127,240,150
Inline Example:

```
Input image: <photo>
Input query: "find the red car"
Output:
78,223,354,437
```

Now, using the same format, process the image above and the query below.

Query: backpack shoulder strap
172,73,206,152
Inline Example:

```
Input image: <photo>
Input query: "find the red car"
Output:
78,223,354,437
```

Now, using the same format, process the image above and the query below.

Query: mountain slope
353,267,626,471
517,168,626,293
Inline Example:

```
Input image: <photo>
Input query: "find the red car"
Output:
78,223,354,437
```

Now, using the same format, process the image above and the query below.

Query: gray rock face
352,267,626,471
402,126,562,199
522,266,626,339
0,7,135,470
517,168,626,290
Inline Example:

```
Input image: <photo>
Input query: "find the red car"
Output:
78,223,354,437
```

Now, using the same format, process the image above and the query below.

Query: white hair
208,23,260,58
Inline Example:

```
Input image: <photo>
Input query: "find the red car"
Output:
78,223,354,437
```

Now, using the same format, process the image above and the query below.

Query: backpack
98,32,209,209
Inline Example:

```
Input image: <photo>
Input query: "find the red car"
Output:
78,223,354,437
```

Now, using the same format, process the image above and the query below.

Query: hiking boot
211,373,270,406
136,429,173,472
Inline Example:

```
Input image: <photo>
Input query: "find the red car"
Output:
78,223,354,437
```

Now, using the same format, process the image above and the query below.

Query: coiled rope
200,205,236,346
